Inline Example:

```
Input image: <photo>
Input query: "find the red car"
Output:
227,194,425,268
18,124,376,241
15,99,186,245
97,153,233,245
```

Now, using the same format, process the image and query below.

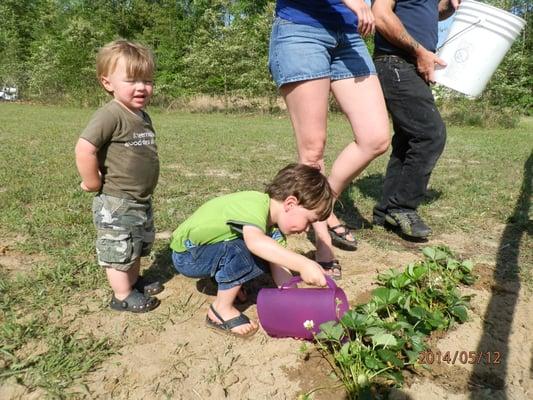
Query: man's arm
372,0,446,83
439,0,460,21
242,225,326,287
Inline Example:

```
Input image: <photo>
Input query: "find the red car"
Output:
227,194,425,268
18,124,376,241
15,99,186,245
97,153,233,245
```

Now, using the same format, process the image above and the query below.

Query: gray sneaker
385,211,432,239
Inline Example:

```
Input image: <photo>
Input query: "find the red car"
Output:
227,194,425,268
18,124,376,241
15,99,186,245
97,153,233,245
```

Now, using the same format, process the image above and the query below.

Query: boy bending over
75,40,162,313
170,164,334,337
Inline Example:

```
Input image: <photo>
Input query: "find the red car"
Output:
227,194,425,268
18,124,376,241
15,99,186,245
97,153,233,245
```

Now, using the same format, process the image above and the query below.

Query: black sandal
205,304,257,338
318,259,342,280
133,276,164,296
328,224,357,250
109,288,160,313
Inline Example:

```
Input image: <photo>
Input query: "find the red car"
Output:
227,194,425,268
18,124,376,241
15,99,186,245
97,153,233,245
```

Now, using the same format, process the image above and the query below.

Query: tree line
0,0,530,113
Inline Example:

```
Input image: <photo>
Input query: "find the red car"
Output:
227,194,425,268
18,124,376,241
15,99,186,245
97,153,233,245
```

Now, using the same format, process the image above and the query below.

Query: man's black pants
373,55,446,221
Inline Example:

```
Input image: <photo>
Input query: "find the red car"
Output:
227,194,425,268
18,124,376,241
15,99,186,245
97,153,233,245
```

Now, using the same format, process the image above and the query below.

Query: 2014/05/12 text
418,351,501,365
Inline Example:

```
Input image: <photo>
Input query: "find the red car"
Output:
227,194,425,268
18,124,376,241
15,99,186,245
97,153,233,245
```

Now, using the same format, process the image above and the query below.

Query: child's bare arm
269,262,293,287
242,225,326,287
75,138,102,192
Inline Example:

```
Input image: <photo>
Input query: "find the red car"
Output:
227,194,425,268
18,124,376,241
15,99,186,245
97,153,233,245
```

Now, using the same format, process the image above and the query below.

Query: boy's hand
300,261,327,287
80,180,101,192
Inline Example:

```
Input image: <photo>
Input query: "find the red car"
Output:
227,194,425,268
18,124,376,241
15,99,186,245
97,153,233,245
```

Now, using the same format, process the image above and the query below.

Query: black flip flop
133,276,164,296
109,288,160,313
318,259,342,280
206,304,257,338
328,224,357,250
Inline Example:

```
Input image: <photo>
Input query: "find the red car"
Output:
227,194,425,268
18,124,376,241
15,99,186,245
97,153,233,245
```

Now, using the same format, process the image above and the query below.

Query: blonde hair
96,39,155,84
265,163,335,221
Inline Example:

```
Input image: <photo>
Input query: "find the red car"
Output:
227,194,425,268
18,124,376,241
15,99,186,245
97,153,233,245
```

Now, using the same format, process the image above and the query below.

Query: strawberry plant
309,246,477,399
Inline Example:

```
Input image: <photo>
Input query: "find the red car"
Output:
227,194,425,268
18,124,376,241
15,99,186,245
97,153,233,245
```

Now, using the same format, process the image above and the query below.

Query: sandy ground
1,222,532,399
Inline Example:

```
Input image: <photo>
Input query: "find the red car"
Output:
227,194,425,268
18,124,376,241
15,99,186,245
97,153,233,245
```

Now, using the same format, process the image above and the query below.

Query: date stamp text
418,350,501,365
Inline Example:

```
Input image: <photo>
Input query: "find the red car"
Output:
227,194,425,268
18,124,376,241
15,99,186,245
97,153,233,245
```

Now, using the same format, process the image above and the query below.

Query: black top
374,0,439,58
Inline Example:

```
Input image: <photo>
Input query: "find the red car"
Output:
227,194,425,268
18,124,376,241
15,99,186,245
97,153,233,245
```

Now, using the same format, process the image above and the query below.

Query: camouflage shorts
92,193,155,271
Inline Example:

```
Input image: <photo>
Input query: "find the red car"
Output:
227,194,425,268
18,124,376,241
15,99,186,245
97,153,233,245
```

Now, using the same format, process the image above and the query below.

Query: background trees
0,0,530,114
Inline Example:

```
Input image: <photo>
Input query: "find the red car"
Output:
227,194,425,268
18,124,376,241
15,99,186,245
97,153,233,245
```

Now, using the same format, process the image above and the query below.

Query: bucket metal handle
437,17,483,51
280,275,337,290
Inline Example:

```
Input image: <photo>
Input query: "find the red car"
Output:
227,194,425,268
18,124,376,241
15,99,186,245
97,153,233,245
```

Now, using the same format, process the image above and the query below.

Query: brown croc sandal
328,224,357,251
109,288,160,313
318,260,342,280
133,276,164,296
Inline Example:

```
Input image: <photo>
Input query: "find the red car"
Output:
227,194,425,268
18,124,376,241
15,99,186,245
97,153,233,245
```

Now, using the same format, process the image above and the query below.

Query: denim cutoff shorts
268,17,376,88
92,193,155,271
171,239,269,291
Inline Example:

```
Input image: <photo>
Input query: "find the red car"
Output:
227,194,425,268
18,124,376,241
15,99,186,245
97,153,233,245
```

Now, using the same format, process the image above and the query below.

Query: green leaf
377,269,400,283
461,260,474,272
377,349,403,367
462,274,476,285
446,259,459,271
410,334,427,353
372,287,401,305
452,305,468,323
404,350,421,364
371,333,398,348
341,311,369,331
407,263,415,277
365,326,386,336
363,354,382,370
318,321,344,341
434,248,449,261
422,247,436,260
410,264,428,281
428,310,447,328
408,306,427,320
382,370,404,385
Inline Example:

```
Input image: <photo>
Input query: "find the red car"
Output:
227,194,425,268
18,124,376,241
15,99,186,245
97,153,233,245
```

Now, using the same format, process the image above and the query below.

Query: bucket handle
280,276,337,290
437,18,483,51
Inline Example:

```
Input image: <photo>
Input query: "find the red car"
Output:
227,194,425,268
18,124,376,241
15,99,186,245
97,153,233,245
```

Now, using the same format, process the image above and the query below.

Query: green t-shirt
80,100,160,203
170,191,286,252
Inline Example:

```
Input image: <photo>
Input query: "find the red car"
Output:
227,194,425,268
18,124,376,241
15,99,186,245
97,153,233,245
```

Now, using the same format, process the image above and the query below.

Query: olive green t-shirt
170,191,286,253
80,100,159,203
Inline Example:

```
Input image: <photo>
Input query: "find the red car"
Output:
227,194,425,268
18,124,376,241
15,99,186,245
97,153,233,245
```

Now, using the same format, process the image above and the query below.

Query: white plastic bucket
434,0,525,97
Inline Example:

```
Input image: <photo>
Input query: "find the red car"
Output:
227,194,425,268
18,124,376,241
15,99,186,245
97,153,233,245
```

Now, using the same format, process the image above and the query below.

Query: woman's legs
329,75,390,193
281,78,330,169
281,78,338,262
282,76,390,262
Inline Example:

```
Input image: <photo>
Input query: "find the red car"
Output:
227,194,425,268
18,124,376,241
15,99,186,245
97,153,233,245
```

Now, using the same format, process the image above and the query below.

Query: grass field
0,103,531,397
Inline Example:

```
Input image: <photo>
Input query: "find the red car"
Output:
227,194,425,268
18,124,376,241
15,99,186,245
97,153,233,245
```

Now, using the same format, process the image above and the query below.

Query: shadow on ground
469,152,531,398
143,246,176,285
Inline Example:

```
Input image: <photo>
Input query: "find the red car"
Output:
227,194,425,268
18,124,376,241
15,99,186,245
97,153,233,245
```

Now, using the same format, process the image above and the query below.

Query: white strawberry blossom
303,320,315,330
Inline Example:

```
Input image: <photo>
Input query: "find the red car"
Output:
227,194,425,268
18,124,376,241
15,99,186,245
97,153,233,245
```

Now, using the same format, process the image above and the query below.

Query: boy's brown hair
96,39,154,90
265,163,335,221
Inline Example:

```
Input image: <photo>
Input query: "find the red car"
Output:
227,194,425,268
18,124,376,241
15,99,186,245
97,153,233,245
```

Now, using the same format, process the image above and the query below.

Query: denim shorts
268,17,376,88
92,193,155,271
171,239,268,291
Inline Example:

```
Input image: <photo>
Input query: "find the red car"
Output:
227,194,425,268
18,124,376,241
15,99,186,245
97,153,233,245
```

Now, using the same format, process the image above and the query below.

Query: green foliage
0,0,529,112
311,246,477,398
438,92,521,128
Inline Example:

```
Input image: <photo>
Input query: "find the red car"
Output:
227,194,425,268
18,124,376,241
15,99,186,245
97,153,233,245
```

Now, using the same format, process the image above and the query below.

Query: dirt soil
1,223,532,399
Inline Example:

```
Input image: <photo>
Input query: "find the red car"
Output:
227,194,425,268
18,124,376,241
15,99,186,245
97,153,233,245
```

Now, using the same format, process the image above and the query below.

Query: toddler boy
75,39,162,312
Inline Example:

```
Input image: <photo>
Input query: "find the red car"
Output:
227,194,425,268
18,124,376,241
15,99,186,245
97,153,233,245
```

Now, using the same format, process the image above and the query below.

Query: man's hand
416,48,447,83
344,0,375,36
439,0,461,19
300,261,327,287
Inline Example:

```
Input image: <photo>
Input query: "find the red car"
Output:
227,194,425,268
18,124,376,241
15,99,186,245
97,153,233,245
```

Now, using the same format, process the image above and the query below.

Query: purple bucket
257,276,349,340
